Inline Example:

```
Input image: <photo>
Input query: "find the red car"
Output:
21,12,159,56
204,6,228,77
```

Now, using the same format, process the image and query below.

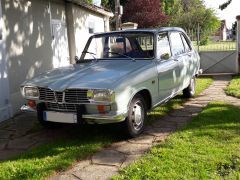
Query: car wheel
123,94,146,138
36,103,59,128
183,77,196,98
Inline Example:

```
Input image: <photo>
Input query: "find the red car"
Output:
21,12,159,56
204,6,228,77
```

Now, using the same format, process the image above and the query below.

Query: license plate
43,111,77,124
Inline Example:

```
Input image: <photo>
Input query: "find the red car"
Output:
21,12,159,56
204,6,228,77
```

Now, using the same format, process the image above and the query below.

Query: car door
156,32,179,101
179,33,195,89
168,32,187,92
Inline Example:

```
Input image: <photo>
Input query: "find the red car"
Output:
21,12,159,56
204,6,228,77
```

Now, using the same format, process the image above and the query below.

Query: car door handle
173,59,178,61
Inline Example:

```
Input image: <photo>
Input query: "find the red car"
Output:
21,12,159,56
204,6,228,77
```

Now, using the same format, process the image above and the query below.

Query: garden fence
185,28,236,52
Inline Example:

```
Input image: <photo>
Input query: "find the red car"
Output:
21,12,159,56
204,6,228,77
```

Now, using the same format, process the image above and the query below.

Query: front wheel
123,95,146,138
183,77,196,98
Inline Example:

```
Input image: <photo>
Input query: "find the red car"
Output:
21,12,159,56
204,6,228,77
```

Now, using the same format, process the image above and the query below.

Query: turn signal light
28,100,36,109
97,105,105,114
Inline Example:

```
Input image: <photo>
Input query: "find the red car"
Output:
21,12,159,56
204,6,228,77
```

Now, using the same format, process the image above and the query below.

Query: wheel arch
128,88,152,111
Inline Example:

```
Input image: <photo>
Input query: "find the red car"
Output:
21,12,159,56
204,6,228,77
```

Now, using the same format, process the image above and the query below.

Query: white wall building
0,0,113,122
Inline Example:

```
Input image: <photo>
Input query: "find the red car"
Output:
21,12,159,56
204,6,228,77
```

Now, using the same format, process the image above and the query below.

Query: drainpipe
236,15,240,74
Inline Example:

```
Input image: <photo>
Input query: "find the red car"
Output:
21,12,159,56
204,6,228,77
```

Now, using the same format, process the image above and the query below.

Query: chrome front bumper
21,105,126,124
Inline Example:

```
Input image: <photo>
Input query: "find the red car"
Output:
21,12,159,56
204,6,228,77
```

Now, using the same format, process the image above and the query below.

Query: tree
101,0,127,11
232,21,237,36
122,0,168,28
162,0,176,15
169,0,220,31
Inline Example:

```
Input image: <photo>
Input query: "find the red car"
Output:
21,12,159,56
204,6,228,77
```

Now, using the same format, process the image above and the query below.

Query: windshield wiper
82,51,98,62
105,51,136,61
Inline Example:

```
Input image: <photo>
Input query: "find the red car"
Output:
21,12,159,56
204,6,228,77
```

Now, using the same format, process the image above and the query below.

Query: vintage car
20,28,201,137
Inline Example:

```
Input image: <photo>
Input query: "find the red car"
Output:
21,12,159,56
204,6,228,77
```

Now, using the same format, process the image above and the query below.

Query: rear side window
169,32,185,56
157,32,171,60
181,34,191,52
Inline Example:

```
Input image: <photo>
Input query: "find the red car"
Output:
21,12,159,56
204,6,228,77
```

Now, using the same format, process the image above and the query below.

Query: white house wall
2,0,67,115
72,4,105,57
1,0,111,119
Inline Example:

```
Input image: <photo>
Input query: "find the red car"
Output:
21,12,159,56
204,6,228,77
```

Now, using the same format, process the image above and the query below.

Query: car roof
94,27,186,36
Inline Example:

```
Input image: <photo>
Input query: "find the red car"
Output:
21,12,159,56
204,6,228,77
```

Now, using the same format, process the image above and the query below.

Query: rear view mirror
160,53,170,60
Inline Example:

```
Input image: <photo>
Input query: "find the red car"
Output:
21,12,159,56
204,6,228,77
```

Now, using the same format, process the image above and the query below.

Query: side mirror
160,53,170,60
75,56,79,62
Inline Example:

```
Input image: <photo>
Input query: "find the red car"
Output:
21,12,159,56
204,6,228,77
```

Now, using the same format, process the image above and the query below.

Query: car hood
23,60,151,91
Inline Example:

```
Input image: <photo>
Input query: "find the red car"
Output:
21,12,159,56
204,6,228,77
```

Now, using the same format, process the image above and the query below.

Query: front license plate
43,111,77,124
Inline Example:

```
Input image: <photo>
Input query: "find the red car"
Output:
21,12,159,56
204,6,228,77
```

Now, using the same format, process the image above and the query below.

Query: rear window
169,32,185,56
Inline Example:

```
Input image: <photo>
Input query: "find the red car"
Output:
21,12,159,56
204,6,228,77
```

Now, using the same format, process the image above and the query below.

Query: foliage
101,0,127,11
84,0,93,4
122,0,168,28
200,36,209,46
0,78,212,179
219,0,232,10
115,102,240,179
168,0,220,32
232,21,237,36
225,76,240,98
162,0,176,15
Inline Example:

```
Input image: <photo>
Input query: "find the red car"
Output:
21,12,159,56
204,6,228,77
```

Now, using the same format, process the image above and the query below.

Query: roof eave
66,0,114,17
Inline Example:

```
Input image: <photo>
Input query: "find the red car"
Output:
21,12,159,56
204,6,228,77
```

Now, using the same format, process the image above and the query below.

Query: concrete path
50,75,240,180
0,75,239,179
0,114,69,161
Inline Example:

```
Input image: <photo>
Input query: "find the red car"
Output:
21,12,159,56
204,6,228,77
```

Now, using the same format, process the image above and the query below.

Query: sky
204,0,240,28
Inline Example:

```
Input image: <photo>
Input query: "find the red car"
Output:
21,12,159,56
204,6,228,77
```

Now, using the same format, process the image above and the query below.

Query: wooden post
115,0,121,30
236,15,240,73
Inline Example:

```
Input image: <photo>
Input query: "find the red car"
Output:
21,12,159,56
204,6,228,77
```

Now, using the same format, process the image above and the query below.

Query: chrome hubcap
131,101,143,131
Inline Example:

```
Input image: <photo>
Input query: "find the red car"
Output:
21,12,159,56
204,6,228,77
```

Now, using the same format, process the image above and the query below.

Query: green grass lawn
225,76,240,98
114,102,240,179
0,77,213,180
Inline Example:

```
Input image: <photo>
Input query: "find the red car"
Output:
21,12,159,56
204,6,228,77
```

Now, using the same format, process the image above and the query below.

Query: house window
88,21,95,34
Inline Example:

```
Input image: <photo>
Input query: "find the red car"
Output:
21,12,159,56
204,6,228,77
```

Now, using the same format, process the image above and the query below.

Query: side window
181,34,191,52
157,33,171,60
169,32,185,56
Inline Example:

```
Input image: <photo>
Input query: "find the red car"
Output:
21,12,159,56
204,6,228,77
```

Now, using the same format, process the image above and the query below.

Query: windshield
81,33,154,60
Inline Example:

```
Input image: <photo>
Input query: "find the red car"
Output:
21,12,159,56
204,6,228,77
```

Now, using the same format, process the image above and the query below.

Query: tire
183,77,196,98
37,103,59,128
123,94,147,138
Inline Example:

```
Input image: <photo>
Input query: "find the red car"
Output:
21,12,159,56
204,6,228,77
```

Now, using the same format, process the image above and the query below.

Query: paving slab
120,154,142,168
7,136,37,150
92,149,126,167
0,130,13,139
0,140,8,150
111,142,152,155
128,135,155,144
72,165,118,180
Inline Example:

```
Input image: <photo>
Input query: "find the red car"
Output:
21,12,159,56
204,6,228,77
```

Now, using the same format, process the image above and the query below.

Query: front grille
46,102,77,112
65,89,90,103
38,87,55,102
38,87,90,105
55,92,63,102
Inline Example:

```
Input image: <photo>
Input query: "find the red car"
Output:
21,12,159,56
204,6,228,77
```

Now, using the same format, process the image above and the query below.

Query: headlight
22,86,39,99
87,89,115,103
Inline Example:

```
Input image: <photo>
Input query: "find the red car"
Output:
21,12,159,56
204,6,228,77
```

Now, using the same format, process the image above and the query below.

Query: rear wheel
183,77,196,98
123,95,146,138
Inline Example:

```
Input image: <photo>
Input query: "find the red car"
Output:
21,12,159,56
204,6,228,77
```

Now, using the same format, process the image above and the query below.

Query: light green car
21,28,201,137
